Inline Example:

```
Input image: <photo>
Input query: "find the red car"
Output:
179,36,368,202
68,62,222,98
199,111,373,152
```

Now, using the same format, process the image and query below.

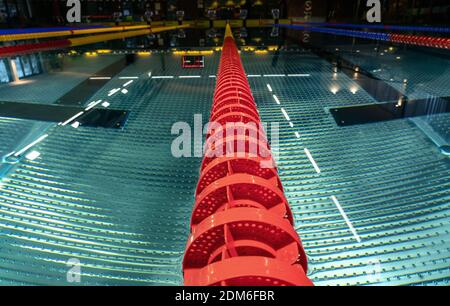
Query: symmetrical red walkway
182,24,313,286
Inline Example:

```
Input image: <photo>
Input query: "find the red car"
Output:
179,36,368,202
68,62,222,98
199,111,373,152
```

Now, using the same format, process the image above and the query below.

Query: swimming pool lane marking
13,134,49,157
266,76,361,244
331,195,362,243
263,74,286,77
84,99,103,111
179,75,201,79
61,111,85,126
281,108,291,121
272,95,280,105
89,77,111,80
108,88,121,96
267,85,298,133
304,148,321,174
141,74,309,80
267,81,321,174
11,73,137,161
119,76,139,80
152,76,174,79
123,80,134,87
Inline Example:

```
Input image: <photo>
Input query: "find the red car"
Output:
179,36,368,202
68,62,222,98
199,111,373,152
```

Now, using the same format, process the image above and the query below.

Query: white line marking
121,88,128,94
148,71,152,77
102,101,110,108
25,150,40,161
119,76,138,79
331,196,361,243
272,95,280,105
71,121,80,129
14,134,49,156
152,76,174,79
123,80,134,87
179,75,201,79
266,84,273,92
209,75,216,78
281,108,291,121
304,148,321,174
62,111,84,126
84,100,103,111
248,74,262,78
287,73,311,77
108,88,121,96
89,77,111,80
294,131,300,138
263,74,286,77
289,121,294,127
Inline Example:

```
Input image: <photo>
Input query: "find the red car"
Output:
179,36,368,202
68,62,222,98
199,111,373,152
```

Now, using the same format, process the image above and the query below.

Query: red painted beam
0,39,70,58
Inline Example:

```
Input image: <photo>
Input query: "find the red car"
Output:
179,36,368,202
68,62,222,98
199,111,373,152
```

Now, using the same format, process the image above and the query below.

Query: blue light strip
277,24,391,41
0,25,106,36
292,22,450,34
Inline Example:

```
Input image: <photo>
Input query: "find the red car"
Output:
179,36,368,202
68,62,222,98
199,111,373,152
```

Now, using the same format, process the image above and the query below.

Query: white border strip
281,108,291,121
287,74,311,77
61,111,84,126
123,80,134,87
179,75,201,79
108,88,121,96
304,148,321,174
331,196,361,243
89,77,111,80
84,100,103,111
14,134,49,156
152,76,174,79
273,95,280,105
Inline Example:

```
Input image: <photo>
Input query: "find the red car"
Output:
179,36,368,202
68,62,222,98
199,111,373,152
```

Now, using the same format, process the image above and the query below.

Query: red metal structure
182,24,313,286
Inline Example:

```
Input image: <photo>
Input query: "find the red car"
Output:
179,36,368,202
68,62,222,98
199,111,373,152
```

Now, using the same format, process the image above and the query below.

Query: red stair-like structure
182,24,313,286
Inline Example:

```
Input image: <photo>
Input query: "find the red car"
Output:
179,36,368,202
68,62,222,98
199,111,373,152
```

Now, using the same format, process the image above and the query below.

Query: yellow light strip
173,50,214,55
97,49,112,54
0,25,152,42
68,25,189,48
137,51,151,56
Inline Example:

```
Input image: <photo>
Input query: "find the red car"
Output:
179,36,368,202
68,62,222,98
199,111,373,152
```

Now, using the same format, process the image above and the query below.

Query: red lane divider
182,24,313,286
389,33,450,49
